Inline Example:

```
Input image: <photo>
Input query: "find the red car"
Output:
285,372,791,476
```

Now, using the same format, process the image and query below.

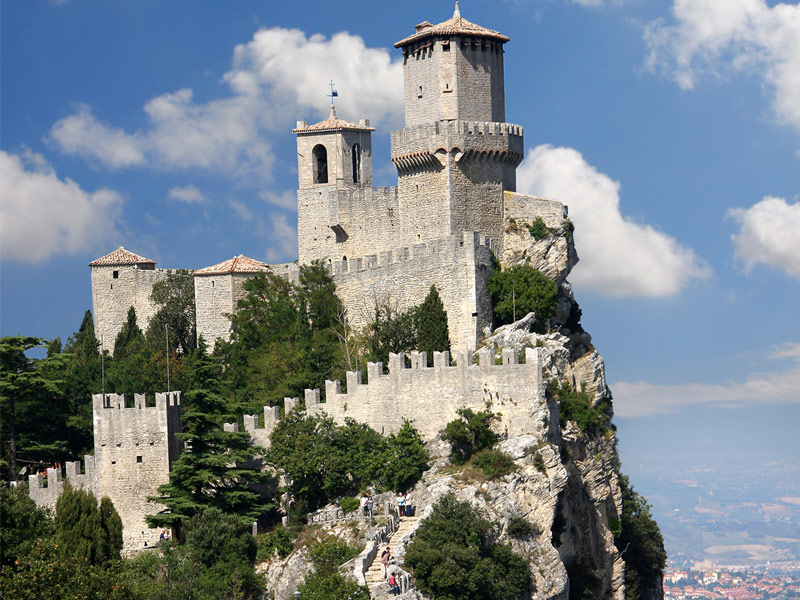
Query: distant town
664,564,800,599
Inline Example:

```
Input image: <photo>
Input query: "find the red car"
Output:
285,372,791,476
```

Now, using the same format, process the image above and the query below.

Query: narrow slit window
312,144,328,184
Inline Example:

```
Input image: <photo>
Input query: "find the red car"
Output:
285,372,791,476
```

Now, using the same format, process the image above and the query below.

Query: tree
488,264,559,331
0,482,52,567
442,408,500,464
364,300,417,366
405,493,531,600
615,475,666,600
382,420,430,491
0,336,64,481
297,573,369,600
148,342,271,532
54,482,123,566
147,271,197,355
113,307,145,361
416,285,450,362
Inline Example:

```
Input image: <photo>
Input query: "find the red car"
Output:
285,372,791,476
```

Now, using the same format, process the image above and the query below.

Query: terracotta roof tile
194,255,271,276
293,107,375,134
394,5,509,47
89,247,156,267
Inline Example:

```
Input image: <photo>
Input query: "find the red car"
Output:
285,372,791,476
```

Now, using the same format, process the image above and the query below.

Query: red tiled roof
293,106,375,134
394,3,509,47
193,255,271,276
89,247,156,267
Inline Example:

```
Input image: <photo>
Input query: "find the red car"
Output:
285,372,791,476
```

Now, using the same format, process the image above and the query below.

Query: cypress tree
54,482,122,565
416,285,450,361
113,306,145,360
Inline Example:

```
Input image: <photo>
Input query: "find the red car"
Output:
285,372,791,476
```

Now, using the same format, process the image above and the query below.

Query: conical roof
395,3,509,47
194,254,271,276
292,106,375,134
89,247,156,267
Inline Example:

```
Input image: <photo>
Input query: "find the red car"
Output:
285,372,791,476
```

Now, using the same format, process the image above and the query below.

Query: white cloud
644,0,800,133
613,342,800,418
517,144,710,297
0,149,123,263
259,189,297,211
728,196,800,279
168,185,206,204
49,28,403,180
264,213,299,263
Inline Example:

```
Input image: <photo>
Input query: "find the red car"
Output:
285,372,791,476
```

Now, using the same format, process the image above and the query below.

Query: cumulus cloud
0,149,123,263
728,196,800,279
168,185,206,204
264,212,299,263
613,342,800,418
49,28,403,180
517,144,710,297
644,0,800,133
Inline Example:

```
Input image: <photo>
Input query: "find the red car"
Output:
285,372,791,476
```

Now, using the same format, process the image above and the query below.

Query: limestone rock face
257,548,312,600
500,214,578,287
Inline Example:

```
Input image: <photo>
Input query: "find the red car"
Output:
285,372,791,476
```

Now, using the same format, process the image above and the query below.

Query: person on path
397,492,405,518
381,546,391,577
389,572,401,595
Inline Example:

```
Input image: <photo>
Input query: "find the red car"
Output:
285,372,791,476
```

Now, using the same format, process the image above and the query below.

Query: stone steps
364,516,418,585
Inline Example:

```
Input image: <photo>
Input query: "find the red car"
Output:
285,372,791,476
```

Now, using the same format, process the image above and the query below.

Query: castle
34,6,572,555
89,3,567,354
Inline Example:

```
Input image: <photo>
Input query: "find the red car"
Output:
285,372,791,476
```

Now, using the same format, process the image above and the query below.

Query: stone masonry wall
297,185,400,265
332,231,495,351
93,392,182,555
29,392,181,556
504,191,568,227
231,346,546,445
195,274,236,347
92,265,174,354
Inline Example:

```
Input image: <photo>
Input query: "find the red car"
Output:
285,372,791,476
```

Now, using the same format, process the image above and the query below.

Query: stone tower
294,107,386,264
391,3,524,247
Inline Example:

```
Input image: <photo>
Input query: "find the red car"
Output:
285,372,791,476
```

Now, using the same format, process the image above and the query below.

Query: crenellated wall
225,346,547,446
331,231,496,351
29,391,182,556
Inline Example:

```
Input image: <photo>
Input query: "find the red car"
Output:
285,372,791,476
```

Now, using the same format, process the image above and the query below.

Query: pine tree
416,285,450,361
148,341,272,533
54,482,122,566
113,306,145,361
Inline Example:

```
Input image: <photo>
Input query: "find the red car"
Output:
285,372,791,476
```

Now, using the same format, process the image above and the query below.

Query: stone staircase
364,515,418,590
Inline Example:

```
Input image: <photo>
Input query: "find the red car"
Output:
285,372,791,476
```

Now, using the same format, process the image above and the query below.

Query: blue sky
2,0,799,519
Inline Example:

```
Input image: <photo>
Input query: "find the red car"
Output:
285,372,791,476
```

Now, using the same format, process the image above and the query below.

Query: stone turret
391,4,524,249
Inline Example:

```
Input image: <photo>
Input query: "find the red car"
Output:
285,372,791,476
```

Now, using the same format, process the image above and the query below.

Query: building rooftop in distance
89,247,156,267
193,254,271,276
292,106,375,134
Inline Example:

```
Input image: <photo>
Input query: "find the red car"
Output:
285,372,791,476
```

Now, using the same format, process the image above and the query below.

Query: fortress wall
332,231,495,351
306,347,546,440
391,120,524,157
403,41,446,127
454,38,506,123
195,274,236,347
92,266,174,353
504,192,568,228
28,457,96,509
92,392,182,554
298,186,400,264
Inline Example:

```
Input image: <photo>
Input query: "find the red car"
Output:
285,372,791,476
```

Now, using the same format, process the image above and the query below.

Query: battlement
391,120,523,146
92,391,182,412
232,346,547,444
28,456,96,508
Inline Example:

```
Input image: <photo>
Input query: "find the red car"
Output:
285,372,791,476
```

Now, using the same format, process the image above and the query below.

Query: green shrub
550,381,610,433
527,217,550,240
442,408,500,464
472,449,516,479
308,535,362,576
257,525,296,560
488,264,559,331
533,451,547,474
339,496,360,515
507,515,537,538
405,493,531,600
297,572,369,600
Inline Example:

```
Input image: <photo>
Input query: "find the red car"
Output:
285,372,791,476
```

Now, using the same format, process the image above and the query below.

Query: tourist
397,492,405,517
381,546,391,576
388,572,401,595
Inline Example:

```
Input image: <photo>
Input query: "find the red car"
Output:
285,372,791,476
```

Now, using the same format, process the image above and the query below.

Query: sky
2,0,799,548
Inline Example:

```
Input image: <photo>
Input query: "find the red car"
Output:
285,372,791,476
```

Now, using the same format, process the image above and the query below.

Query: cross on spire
327,79,338,108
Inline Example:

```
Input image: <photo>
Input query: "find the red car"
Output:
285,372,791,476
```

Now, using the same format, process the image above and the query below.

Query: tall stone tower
294,107,385,264
391,3,524,247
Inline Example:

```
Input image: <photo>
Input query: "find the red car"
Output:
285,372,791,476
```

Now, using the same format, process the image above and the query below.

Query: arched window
352,143,361,183
312,144,328,184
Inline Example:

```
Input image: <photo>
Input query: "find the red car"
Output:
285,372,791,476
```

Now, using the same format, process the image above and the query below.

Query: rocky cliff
259,209,663,600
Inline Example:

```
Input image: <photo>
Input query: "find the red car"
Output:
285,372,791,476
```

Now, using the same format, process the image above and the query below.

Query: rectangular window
136,456,143,463
113,270,119,279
